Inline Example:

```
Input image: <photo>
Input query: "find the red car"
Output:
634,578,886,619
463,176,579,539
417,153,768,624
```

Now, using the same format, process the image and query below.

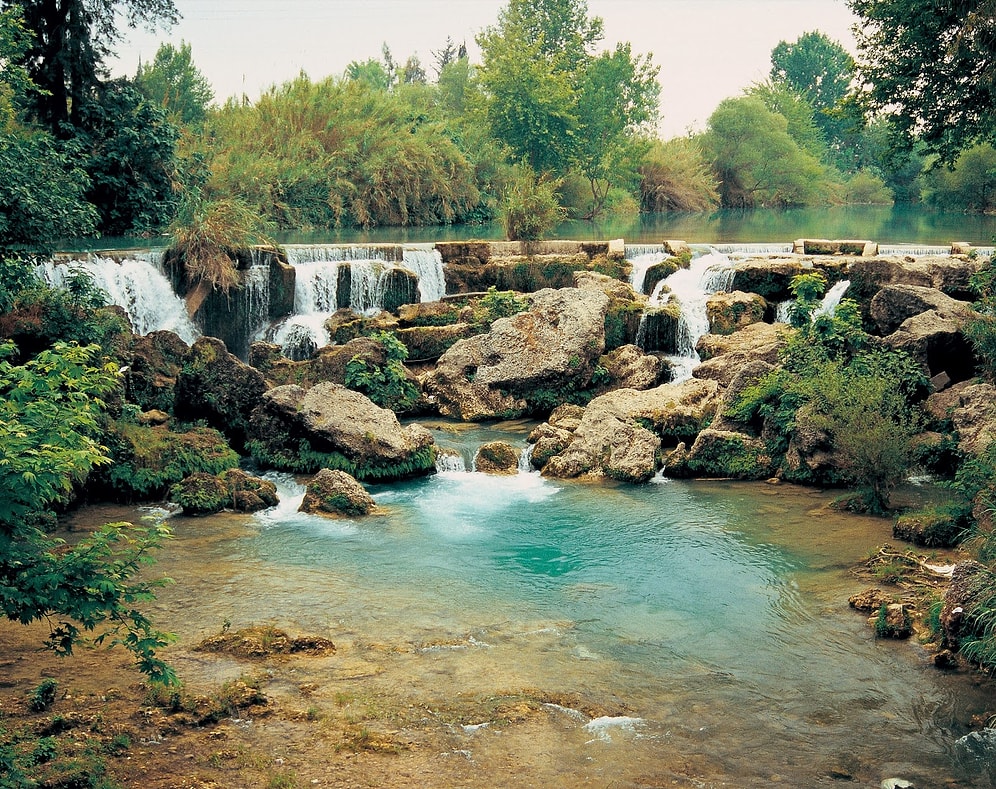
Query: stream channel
91,420,996,788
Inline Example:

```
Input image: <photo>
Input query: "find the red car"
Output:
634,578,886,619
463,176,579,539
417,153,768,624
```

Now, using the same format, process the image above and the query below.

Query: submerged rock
300,468,376,517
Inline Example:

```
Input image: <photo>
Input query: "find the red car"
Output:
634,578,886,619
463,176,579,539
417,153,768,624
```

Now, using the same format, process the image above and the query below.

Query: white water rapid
266,243,446,358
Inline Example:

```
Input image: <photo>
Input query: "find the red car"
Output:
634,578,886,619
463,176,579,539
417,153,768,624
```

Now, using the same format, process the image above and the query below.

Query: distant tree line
3,0,996,250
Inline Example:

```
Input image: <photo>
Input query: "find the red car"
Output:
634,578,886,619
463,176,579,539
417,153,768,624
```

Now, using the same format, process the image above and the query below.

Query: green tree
73,78,179,235
135,39,213,126
769,31,855,151
9,0,178,133
572,43,658,217
924,143,996,212
848,0,996,164
748,80,827,162
476,0,658,217
639,136,719,212
703,95,833,208
0,341,175,681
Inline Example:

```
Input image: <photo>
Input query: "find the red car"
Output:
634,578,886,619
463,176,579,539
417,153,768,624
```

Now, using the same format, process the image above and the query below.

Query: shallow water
114,422,996,786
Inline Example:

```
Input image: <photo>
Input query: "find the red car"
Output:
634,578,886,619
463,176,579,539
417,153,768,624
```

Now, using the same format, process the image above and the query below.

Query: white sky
110,0,859,139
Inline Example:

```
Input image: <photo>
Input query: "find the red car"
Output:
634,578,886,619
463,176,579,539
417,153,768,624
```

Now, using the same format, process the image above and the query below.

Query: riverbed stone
248,382,435,480
475,441,521,475
300,468,376,517
598,344,668,391
693,322,791,387
423,286,610,420
925,381,996,456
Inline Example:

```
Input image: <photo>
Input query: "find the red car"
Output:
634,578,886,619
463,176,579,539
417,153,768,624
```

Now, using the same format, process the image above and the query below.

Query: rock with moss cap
248,382,435,481
300,469,376,517
475,441,521,475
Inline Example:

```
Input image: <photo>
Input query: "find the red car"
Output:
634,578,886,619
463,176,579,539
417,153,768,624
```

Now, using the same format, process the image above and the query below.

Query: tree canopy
8,0,178,132
848,0,996,163
135,39,213,126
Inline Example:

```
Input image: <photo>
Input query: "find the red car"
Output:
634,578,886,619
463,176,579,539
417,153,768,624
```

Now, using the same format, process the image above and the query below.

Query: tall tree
848,0,996,163
135,39,213,126
7,0,178,132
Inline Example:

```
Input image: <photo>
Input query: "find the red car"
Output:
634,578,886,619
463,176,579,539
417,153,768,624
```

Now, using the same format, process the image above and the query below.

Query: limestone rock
423,287,610,420
874,603,913,639
397,323,475,361
694,322,790,386
598,345,668,391
893,509,964,548
940,561,991,650
174,336,267,451
881,308,976,382
168,468,279,515
925,381,996,456
541,378,720,482
300,468,376,517
475,441,521,475
221,468,279,512
706,291,768,335
870,284,974,335
248,382,435,481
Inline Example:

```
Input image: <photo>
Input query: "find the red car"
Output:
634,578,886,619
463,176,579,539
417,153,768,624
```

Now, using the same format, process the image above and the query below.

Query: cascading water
403,244,446,303
265,244,445,358
812,279,851,318
36,255,199,344
640,250,736,383
624,244,673,295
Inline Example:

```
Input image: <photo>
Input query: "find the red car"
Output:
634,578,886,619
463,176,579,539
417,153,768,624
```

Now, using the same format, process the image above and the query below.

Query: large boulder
729,257,807,301
706,291,768,335
880,307,976,383
423,287,610,420
869,284,974,335
247,382,435,481
475,441,521,475
300,469,376,517
541,378,721,482
174,336,268,451
680,428,776,479
925,381,996,456
125,330,189,413
693,322,791,387
598,344,668,392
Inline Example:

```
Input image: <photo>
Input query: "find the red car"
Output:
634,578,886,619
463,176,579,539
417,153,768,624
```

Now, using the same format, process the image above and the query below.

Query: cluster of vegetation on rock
729,273,928,514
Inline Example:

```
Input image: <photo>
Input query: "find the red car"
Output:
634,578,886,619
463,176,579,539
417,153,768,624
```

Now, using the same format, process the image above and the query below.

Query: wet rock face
300,468,376,517
537,378,721,483
475,441,521,475
174,336,268,451
423,287,610,421
870,284,974,336
248,382,435,481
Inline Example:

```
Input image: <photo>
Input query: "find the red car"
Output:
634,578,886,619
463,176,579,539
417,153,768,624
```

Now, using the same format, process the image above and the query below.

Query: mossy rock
300,468,376,517
98,421,239,501
642,259,680,296
685,429,774,480
475,441,521,475
169,472,229,515
893,509,966,548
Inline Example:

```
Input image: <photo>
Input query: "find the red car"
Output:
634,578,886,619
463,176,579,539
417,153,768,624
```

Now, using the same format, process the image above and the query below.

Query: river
100,421,996,787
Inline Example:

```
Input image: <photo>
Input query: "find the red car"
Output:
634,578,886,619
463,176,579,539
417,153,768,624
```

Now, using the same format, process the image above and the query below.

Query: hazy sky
110,0,859,138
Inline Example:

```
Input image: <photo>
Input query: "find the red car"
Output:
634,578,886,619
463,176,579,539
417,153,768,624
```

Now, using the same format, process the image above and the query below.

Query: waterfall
877,244,951,257
707,242,794,256
812,279,851,319
265,243,442,358
403,244,446,303
36,256,199,344
652,250,736,384
435,450,468,474
624,245,672,295
347,259,390,314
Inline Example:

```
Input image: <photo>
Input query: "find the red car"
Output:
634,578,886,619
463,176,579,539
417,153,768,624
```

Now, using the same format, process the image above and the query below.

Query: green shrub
343,331,420,412
499,167,565,241
29,679,59,712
